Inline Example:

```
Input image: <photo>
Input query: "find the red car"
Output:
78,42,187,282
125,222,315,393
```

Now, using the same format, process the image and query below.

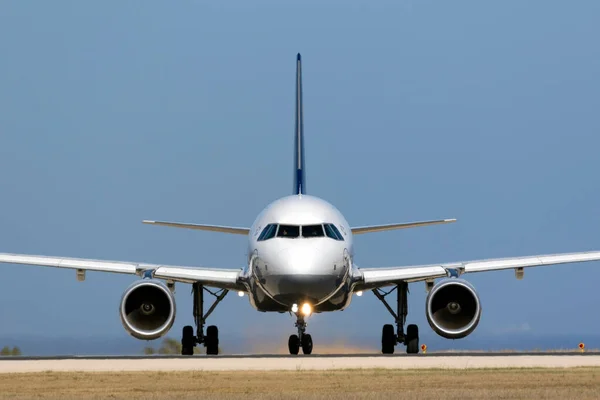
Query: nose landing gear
288,316,313,355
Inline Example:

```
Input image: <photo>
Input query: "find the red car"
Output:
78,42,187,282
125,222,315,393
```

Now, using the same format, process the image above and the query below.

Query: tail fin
293,53,306,195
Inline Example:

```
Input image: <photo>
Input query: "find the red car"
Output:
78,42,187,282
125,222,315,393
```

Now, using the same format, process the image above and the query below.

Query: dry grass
428,348,599,353
0,368,599,399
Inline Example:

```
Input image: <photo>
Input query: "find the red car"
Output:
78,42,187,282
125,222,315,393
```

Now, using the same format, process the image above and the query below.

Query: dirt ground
0,368,598,399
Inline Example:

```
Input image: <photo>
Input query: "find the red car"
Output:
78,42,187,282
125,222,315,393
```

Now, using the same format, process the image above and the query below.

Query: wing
0,252,244,290
351,219,456,234
143,220,250,235
355,250,600,291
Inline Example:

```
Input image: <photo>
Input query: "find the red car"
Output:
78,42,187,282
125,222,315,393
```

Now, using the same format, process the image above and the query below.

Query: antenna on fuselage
293,53,306,195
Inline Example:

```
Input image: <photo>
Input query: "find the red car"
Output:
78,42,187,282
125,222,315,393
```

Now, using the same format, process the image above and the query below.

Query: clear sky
1,1,599,351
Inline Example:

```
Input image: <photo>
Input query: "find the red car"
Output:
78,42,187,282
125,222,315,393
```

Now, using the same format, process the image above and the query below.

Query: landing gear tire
381,324,396,355
205,325,219,355
374,283,421,355
288,334,300,355
301,334,313,355
181,325,195,356
406,324,419,354
190,283,228,356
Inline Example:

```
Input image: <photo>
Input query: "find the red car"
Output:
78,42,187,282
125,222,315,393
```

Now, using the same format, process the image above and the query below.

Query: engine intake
425,278,481,339
120,280,176,340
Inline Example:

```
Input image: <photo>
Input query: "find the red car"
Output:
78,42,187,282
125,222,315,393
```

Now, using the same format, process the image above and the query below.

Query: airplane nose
276,246,320,274
256,244,344,306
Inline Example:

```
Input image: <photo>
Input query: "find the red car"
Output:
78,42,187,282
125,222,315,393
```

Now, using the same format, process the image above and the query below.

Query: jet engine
425,278,481,339
119,280,176,340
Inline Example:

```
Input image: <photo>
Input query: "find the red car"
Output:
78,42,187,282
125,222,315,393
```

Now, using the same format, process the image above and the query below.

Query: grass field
0,368,599,399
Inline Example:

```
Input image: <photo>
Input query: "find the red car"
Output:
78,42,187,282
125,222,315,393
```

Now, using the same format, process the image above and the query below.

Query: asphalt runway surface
1,352,599,372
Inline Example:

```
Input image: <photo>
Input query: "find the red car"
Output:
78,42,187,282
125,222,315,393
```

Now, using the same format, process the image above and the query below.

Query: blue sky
1,1,599,352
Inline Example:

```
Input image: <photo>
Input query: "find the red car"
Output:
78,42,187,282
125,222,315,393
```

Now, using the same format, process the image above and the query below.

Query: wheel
301,334,313,355
205,325,219,355
406,324,419,354
288,334,300,355
181,325,195,356
381,324,396,354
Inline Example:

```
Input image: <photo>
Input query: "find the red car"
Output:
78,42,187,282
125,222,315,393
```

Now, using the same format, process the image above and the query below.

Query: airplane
2,53,600,356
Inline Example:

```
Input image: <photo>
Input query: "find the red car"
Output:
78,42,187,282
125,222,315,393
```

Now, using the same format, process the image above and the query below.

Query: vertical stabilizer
293,53,306,195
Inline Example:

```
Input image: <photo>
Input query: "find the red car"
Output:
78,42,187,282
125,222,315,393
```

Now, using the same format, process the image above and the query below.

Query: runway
1,353,599,372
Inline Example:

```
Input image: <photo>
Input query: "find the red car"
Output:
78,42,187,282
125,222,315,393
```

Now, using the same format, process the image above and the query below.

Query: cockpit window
259,223,343,241
257,224,277,241
302,224,325,238
324,223,344,241
277,224,300,238
330,224,344,240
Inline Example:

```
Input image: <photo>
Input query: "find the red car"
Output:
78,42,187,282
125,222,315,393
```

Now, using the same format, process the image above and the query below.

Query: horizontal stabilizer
351,219,456,235
143,220,250,235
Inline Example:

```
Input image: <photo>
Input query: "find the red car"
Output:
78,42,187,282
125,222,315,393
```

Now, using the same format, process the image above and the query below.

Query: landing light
301,302,312,316
291,303,299,313
356,291,363,297
238,291,244,297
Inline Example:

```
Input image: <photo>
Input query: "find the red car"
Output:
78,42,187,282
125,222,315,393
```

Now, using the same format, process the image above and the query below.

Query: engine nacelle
425,278,481,339
119,280,176,340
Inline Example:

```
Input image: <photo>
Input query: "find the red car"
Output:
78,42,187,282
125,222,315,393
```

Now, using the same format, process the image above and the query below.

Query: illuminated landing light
238,291,245,297
356,291,363,297
301,302,312,316
291,303,299,313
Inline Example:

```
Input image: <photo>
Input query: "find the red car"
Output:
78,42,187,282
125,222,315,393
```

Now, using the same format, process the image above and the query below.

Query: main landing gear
373,282,419,354
288,315,313,355
181,282,228,356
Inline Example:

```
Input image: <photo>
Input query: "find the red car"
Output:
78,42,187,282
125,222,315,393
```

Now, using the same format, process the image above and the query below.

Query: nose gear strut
288,314,313,355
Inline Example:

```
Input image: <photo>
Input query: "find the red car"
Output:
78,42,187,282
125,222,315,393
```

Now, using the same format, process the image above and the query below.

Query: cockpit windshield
301,224,325,238
257,223,344,241
277,224,300,238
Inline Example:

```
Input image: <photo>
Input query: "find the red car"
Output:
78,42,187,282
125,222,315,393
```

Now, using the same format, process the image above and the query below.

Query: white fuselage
239,195,357,313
